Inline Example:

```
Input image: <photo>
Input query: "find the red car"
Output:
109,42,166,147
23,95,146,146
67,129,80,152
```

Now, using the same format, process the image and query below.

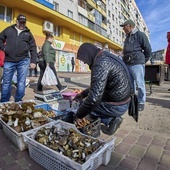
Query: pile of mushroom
0,102,51,133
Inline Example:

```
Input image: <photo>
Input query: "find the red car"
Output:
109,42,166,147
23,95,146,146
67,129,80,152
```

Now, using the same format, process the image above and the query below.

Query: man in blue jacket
0,14,37,102
120,20,152,111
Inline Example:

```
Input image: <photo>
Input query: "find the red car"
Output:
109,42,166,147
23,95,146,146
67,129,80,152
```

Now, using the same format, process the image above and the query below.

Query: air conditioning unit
96,1,102,6
43,21,54,33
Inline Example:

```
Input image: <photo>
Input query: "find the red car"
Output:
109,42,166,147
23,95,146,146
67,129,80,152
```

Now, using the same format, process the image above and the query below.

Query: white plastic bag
41,65,58,86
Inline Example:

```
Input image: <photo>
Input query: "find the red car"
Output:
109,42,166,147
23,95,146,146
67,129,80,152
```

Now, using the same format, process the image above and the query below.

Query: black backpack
37,50,42,59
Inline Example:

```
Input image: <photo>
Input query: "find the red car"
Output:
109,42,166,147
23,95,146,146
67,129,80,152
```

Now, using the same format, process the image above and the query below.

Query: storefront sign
53,40,65,50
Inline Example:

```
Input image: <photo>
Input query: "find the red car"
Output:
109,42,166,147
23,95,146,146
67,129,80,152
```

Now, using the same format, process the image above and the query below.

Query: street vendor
74,43,131,135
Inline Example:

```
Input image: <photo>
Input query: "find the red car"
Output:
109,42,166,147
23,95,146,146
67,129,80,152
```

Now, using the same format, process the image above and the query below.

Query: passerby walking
0,14,37,102
37,33,67,92
120,19,152,111
71,57,75,72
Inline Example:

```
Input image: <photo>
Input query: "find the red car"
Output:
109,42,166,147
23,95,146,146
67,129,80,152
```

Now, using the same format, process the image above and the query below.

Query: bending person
74,43,131,135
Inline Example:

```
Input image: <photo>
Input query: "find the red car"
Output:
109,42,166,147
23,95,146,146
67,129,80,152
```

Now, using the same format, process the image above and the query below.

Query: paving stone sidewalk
0,72,170,170
0,127,170,170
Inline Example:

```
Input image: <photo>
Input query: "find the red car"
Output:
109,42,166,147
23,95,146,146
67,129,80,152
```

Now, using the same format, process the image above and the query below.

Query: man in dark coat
74,43,131,135
120,19,152,111
0,14,37,102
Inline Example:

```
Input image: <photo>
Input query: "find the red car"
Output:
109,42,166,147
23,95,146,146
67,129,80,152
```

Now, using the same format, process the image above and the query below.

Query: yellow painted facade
0,0,122,72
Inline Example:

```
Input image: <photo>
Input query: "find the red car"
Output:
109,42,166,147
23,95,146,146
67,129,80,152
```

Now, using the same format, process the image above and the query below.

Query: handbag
41,65,58,86
0,50,5,67
128,93,139,122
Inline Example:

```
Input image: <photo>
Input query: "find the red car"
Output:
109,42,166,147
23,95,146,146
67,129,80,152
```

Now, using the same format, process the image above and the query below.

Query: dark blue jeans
1,58,30,102
91,101,130,126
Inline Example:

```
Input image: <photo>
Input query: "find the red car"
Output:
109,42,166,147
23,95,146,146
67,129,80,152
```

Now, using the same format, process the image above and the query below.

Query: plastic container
35,103,64,118
0,118,53,151
23,120,115,170
54,112,101,137
61,92,77,106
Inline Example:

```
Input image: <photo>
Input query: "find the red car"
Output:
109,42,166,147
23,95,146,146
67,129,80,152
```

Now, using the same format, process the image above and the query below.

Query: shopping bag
41,65,58,86
128,94,139,122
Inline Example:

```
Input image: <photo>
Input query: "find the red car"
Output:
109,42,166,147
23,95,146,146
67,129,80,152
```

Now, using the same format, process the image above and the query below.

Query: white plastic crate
23,120,115,170
0,118,53,151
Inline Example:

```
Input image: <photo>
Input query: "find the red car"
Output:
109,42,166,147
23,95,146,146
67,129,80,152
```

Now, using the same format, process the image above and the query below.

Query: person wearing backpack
120,20,152,111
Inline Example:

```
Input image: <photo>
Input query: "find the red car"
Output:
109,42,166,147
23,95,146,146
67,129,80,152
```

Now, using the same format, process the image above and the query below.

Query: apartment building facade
0,0,149,72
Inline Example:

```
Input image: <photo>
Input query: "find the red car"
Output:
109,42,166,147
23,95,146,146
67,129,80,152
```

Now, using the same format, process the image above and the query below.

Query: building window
116,28,118,34
78,13,88,26
53,2,59,11
68,10,73,19
78,0,86,9
53,25,60,37
0,5,12,22
112,14,114,21
95,10,102,26
108,10,111,17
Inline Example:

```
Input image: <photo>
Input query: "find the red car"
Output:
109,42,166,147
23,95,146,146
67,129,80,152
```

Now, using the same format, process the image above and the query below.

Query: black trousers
37,61,62,91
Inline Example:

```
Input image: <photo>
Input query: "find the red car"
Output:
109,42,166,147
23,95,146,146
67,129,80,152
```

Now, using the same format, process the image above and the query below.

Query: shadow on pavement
146,97,170,109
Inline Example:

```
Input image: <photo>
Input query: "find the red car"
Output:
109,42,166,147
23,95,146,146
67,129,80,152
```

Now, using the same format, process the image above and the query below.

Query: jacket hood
130,28,138,35
77,43,100,69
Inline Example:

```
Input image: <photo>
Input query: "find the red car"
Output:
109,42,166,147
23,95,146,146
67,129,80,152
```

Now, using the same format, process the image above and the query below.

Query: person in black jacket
74,43,131,135
0,14,37,102
120,19,152,111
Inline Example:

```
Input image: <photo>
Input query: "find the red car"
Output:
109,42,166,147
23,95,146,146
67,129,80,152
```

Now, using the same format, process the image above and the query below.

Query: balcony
35,0,54,9
88,12,95,22
101,22,107,29
86,0,96,9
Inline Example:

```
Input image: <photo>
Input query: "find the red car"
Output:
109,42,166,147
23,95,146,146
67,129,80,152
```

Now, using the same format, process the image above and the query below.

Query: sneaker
59,85,68,92
138,104,144,111
102,117,123,135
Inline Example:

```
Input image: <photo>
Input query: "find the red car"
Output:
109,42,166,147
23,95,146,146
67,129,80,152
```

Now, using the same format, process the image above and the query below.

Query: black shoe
102,117,123,135
138,104,144,111
59,85,68,92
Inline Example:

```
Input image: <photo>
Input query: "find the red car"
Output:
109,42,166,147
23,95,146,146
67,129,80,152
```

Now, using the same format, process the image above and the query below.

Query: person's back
92,51,131,103
75,43,131,135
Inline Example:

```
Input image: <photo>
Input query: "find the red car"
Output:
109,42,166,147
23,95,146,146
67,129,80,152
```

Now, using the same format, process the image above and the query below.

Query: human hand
74,118,86,127
73,93,83,102
30,63,36,69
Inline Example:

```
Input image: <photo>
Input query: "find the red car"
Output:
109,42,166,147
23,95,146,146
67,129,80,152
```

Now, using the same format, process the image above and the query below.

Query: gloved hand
73,93,83,102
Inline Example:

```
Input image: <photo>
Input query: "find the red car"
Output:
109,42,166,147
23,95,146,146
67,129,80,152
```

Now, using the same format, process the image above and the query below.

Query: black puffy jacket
0,25,37,64
76,50,131,118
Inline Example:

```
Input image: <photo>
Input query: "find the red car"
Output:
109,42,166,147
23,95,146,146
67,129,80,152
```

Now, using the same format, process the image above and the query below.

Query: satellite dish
96,1,101,6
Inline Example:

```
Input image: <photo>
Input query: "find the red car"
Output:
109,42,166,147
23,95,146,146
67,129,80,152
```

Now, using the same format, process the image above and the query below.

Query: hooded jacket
165,32,170,64
76,43,131,119
0,24,37,64
123,28,152,65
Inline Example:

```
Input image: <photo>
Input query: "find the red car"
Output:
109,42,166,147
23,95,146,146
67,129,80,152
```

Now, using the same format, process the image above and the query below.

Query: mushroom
14,118,19,127
26,106,33,114
33,111,42,118
7,116,13,126
5,110,16,126
25,117,31,125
